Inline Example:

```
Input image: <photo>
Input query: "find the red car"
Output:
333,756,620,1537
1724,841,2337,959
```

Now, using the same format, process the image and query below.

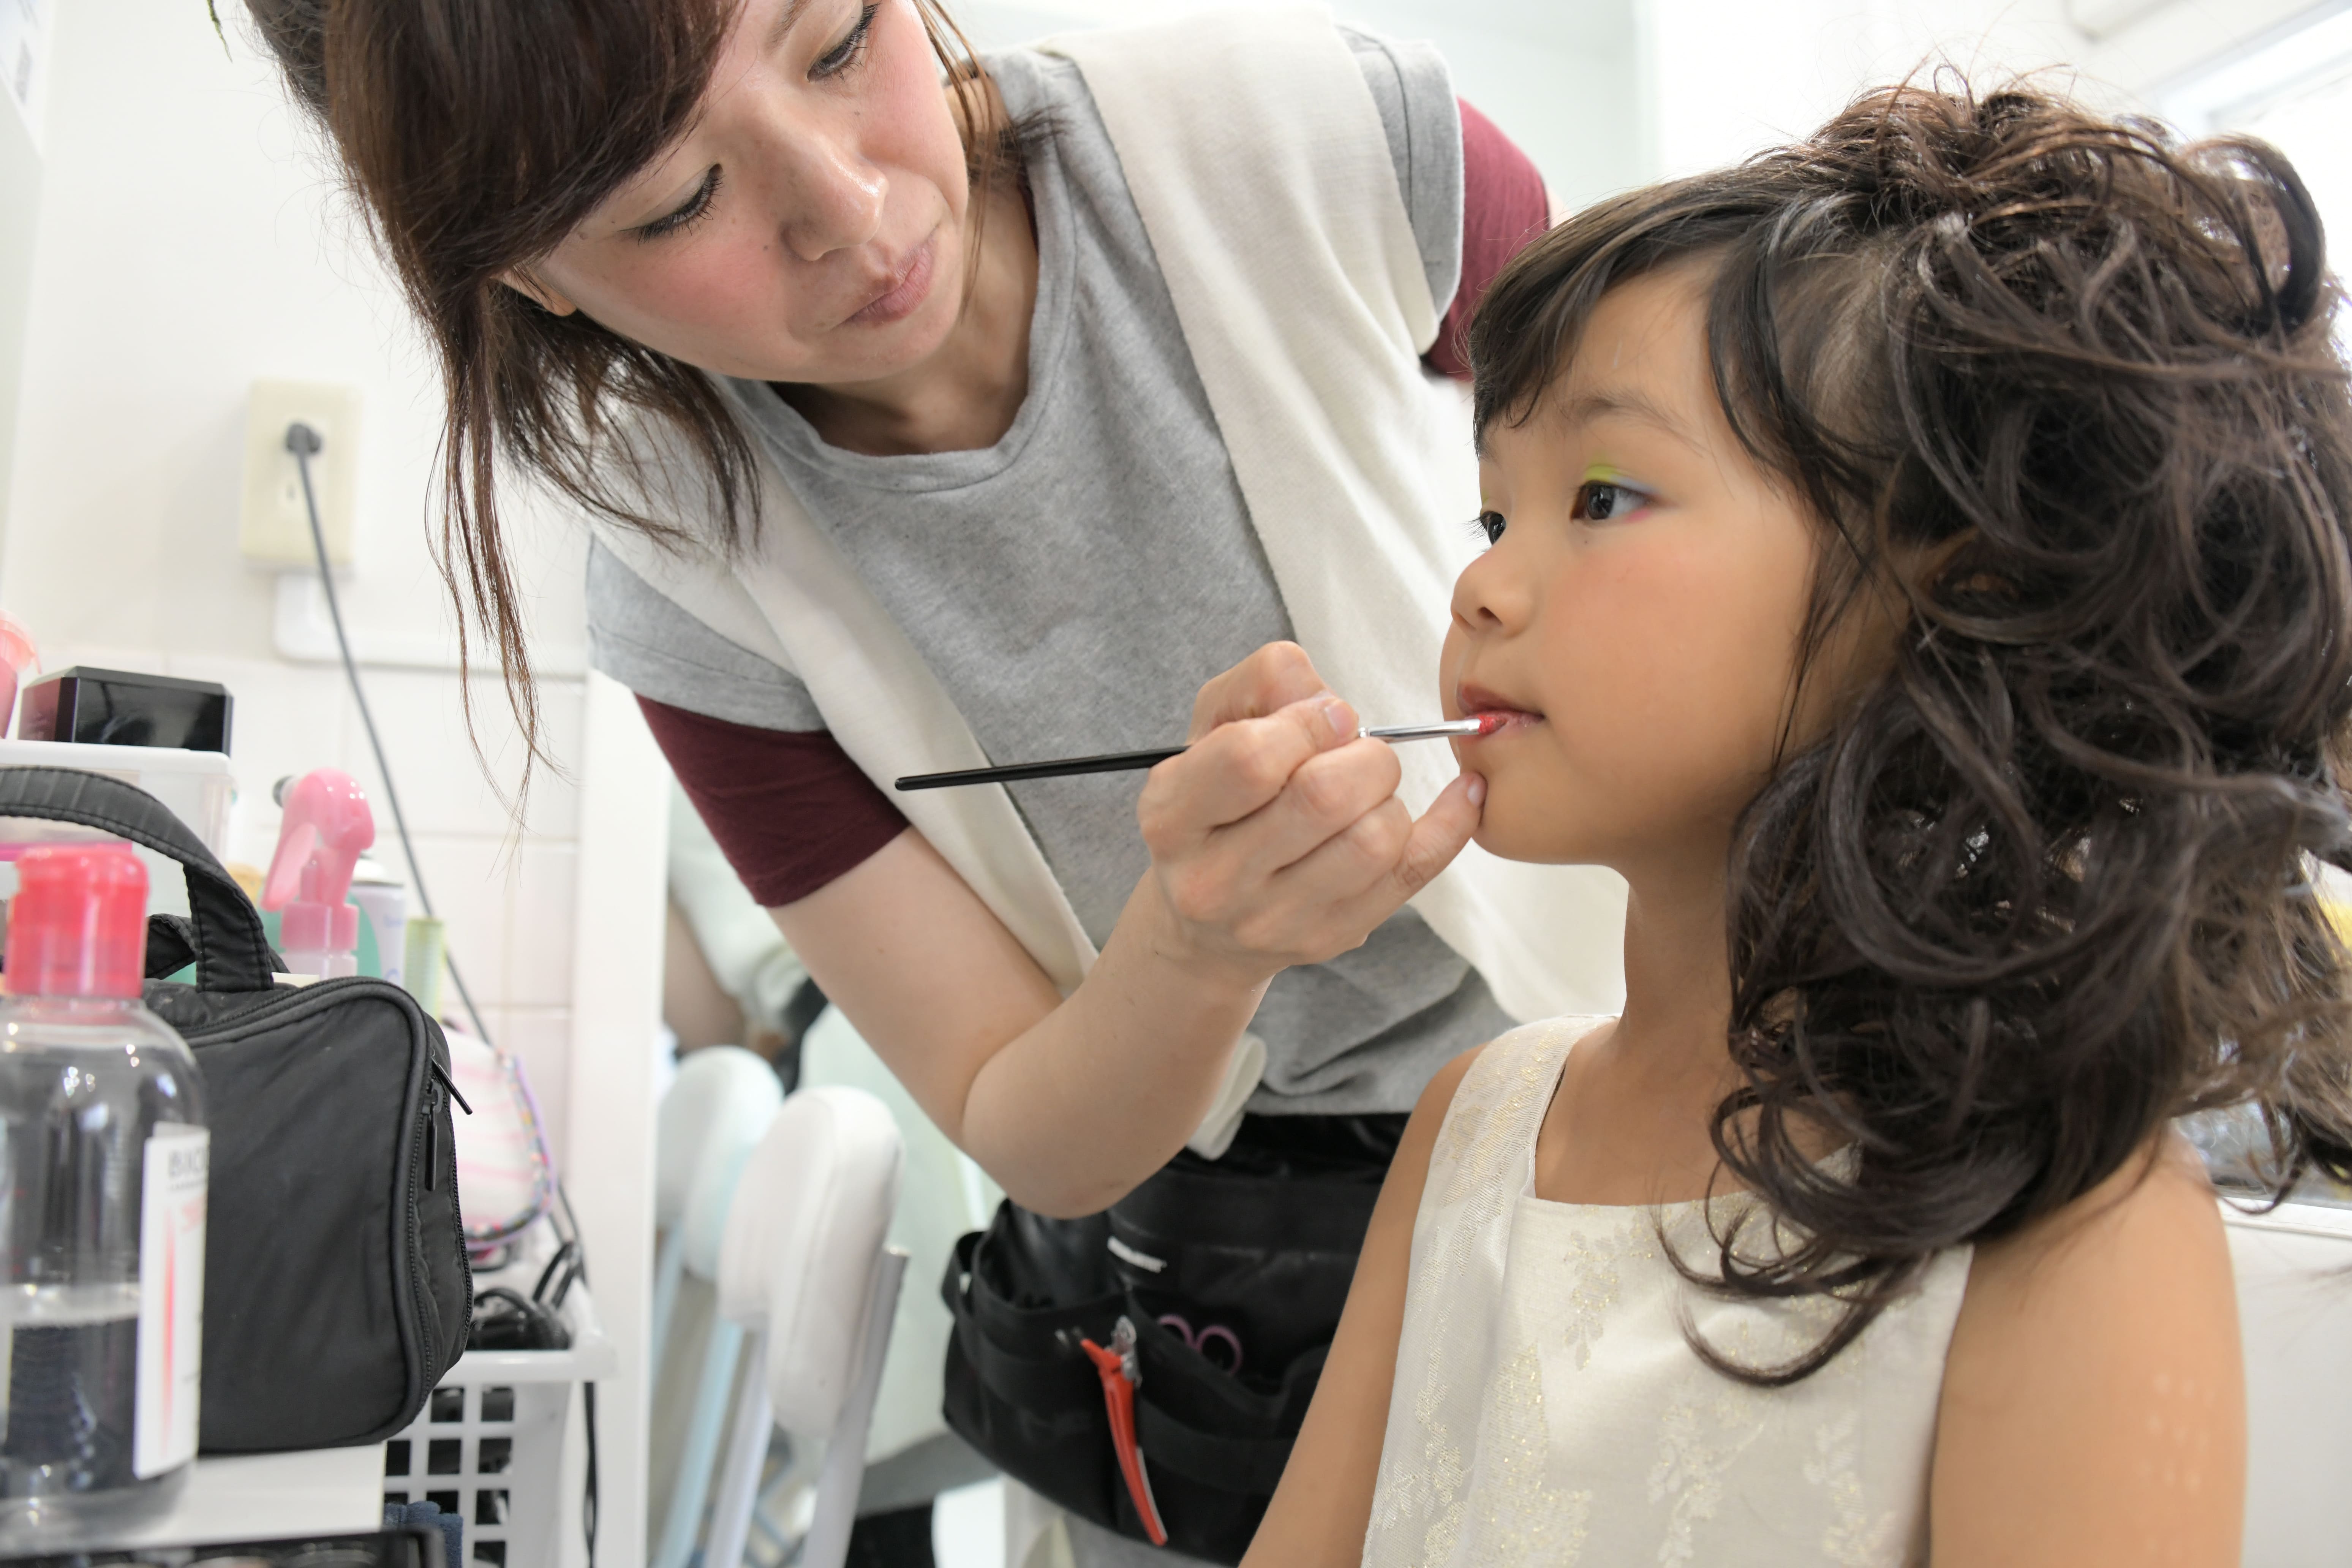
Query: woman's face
1440,267,1836,878
518,0,974,386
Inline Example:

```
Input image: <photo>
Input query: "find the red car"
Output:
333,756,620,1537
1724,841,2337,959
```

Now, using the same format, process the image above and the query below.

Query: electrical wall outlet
239,379,360,567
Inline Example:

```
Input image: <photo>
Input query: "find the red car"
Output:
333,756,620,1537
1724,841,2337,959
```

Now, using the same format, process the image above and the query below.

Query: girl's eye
1473,510,1507,545
813,3,879,79
1573,479,1652,523
638,167,721,240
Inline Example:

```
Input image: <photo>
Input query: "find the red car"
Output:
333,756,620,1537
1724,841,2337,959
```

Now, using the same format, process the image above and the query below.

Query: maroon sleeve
638,696,909,907
1426,100,1553,381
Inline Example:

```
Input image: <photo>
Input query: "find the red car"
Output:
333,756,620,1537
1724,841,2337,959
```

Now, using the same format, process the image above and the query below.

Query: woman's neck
778,174,1039,457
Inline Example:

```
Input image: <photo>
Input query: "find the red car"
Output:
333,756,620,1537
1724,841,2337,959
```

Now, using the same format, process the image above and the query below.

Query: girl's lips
1454,685,1544,738
847,238,936,326
1457,710,1542,740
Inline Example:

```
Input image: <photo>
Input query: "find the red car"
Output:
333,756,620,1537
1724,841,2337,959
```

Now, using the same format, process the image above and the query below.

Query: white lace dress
1361,1018,1974,1567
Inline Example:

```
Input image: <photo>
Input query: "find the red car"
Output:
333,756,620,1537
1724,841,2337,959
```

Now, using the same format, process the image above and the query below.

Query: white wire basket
380,1262,616,1568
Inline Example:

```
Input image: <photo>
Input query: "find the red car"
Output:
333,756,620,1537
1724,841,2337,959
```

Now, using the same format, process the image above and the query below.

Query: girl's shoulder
1951,1131,2232,1369
1401,1015,1615,1199
1419,1014,1614,1123
1932,1133,2242,1561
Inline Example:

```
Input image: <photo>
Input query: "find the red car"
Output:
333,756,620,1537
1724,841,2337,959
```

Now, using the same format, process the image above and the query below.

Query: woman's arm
771,642,1485,1217
1239,1046,1482,1566
1929,1133,2245,1566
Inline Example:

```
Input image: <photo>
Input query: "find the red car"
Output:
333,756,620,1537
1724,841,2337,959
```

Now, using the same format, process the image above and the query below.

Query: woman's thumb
1391,772,1485,899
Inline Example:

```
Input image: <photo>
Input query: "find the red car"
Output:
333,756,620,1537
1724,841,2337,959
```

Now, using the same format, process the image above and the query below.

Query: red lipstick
1455,683,1543,736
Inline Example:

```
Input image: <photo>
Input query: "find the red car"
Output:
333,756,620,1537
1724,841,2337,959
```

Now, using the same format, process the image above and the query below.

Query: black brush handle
895,746,1188,791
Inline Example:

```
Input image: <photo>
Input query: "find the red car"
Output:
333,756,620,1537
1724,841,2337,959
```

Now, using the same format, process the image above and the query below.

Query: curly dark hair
1470,79,2352,1381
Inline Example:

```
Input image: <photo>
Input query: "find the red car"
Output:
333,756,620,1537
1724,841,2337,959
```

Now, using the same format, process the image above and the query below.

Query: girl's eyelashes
812,3,880,79
637,166,721,240
1571,474,1653,523
1472,509,1508,545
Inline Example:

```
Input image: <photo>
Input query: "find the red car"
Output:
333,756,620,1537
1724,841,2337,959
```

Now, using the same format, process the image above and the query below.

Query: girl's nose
1451,538,1532,635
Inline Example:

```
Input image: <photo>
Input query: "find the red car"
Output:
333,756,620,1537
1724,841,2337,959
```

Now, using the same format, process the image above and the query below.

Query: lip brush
894,716,1503,792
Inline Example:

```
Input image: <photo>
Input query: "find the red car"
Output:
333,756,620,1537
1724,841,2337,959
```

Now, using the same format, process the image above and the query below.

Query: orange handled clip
1079,1316,1168,1546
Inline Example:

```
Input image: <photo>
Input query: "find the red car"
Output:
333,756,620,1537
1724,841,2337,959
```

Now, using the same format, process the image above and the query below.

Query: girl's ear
498,268,579,317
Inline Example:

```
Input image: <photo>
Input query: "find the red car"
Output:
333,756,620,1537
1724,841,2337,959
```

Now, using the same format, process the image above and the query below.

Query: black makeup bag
0,765,473,1451
941,1115,1399,1564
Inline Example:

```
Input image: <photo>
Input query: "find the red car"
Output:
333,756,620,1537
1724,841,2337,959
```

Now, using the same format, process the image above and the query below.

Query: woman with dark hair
1245,80,2352,1565
238,0,1622,1560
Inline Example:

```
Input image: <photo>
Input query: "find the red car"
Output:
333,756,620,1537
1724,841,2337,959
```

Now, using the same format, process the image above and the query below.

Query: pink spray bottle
262,769,375,980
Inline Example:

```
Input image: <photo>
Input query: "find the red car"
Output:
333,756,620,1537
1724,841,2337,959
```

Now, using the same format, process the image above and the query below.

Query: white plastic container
0,741,234,926
380,1243,614,1568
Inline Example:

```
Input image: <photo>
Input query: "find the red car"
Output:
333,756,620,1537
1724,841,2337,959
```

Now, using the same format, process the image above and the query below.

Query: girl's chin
1470,812,1593,866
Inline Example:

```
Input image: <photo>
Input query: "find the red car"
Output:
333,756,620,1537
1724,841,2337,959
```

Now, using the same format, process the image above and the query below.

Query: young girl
1245,83,2352,1566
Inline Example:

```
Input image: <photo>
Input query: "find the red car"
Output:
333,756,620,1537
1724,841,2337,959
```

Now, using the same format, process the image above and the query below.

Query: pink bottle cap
6,844,147,999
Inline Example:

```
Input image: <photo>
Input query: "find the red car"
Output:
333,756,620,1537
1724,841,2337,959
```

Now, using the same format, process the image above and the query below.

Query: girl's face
1442,267,1837,877
516,0,973,386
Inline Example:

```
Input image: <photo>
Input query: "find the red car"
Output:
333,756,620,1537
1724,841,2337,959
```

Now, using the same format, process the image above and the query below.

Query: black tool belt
941,1113,1404,1564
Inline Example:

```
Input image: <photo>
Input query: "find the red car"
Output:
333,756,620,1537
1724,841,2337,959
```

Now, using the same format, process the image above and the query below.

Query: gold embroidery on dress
1559,1218,1648,1371
1805,1407,1905,1566
1646,1373,1765,1564
1464,1342,1593,1562
1365,1021,1586,1565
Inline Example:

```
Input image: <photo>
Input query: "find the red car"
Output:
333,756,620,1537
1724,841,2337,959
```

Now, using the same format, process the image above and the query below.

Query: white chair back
656,1046,781,1229
652,1048,784,1357
703,1088,907,1568
2225,1198,2352,1568
647,1048,786,1568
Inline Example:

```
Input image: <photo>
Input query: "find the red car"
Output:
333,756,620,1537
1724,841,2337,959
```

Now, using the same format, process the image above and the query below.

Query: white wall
1636,0,2334,182
0,49,39,571
0,2,659,1560
956,0,1650,211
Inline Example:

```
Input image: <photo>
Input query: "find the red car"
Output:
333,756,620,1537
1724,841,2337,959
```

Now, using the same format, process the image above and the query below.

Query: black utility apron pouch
941,1113,1404,1563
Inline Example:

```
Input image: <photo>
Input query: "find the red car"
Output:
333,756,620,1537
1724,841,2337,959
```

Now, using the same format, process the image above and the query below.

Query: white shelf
32,1444,387,1553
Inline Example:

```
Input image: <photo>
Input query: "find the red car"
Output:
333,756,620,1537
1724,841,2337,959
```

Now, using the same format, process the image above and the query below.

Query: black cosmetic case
0,766,472,1451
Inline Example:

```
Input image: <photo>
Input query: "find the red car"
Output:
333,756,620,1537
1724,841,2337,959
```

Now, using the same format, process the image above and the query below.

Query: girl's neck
1532,847,1741,1207
778,173,1039,457
1613,850,1736,1078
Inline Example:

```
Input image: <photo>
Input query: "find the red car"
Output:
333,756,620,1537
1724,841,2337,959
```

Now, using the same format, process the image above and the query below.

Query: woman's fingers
1217,735,1402,878
1187,642,1332,742
1142,692,1358,846
1330,771,1486,927
1141,641,1487,978
1264,771,1487,952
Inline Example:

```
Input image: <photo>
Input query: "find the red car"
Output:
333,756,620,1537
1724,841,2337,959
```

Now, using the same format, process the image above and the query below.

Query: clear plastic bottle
0,845,207,1546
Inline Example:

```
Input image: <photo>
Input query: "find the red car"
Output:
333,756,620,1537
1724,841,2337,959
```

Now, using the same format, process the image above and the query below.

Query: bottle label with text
134,1125,208,1478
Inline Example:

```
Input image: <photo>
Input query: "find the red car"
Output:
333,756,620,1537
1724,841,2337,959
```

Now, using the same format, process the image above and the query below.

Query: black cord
286,422,495,1051
531,1239,584,1310
582,1382,599,1568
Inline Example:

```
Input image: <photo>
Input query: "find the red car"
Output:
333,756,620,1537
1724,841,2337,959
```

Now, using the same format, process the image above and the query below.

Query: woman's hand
775,641,1485,1215
1137,642,1486,985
